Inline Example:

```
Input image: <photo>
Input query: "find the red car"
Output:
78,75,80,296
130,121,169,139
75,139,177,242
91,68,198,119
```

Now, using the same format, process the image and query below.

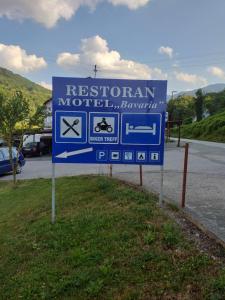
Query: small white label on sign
60,116,82,138
124,152,133,161
111,151,120,160
150,152,159,161
96,150,108,161
137,152,146,161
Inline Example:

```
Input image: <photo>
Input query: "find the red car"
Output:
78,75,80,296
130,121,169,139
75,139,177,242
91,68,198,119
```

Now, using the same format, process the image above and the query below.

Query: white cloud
175,71,207,86
57,35,167,80
39,81,52,90
207,66,225,79
57,53,80,69
158,46,174,59
0,0,150,28
109,0,150,10
0,43,47,73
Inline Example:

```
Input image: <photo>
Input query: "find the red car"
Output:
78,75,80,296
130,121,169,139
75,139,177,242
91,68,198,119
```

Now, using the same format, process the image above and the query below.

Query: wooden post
139,165,143,186
181,143,189,208
109,164,112,177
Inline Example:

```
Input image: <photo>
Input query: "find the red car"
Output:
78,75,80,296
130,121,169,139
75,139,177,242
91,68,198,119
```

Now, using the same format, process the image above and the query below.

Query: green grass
171,111,225,143
0,176,225,299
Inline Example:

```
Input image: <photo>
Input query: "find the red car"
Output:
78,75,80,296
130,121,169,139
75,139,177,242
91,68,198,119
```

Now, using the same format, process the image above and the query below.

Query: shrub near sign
52,77,167,165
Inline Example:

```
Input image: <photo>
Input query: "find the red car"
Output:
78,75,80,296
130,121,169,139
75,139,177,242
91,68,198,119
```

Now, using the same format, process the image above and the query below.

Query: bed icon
121,113,161,145
125,123,156,135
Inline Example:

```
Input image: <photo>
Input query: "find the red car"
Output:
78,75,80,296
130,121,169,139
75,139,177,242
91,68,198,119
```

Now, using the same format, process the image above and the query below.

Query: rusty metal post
177,120,181,147
181,143,189,208
109,164,112,177
139,165,143,186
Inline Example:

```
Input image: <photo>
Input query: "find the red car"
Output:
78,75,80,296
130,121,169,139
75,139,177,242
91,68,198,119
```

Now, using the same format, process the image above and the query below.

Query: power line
131,51,225,65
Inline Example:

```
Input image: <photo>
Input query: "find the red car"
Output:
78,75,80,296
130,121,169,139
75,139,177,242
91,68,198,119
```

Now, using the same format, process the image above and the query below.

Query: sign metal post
159,165,164,206
51,163,56,224
139,165,143,186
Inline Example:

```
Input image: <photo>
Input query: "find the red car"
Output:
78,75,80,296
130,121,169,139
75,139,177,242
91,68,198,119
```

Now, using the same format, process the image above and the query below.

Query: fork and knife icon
62,118,80,136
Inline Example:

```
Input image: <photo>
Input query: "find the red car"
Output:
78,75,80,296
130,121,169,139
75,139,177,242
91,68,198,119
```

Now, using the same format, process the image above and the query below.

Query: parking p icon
96,150,108,162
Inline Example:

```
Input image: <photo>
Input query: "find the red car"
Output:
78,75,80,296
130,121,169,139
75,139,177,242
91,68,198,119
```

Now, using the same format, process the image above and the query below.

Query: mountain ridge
0,67,51,107
169,83,225,99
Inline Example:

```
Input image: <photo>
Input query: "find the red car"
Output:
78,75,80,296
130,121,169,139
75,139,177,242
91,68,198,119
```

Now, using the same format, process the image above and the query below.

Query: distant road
171,137,225,149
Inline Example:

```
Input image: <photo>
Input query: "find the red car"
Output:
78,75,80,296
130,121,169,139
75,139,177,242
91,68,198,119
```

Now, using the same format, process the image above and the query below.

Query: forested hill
167,88,225,122
168,88,225,142
0,67,51,107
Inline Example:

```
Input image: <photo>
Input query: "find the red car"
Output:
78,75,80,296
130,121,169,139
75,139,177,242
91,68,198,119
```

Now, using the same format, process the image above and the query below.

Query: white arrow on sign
56,147,93,159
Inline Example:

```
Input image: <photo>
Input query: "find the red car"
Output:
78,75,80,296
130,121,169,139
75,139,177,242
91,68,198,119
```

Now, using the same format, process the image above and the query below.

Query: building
44,98,52,129
21,98,53,151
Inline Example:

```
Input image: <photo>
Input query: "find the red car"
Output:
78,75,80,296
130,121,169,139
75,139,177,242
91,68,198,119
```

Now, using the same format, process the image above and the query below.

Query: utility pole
93,65,98,78
167,90,178,141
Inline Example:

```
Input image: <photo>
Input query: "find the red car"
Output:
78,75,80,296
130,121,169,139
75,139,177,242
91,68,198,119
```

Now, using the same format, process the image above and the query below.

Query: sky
0,0,225,94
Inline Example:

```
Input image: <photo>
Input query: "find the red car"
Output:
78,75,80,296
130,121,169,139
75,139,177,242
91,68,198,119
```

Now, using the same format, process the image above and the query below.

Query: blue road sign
52,77,167,165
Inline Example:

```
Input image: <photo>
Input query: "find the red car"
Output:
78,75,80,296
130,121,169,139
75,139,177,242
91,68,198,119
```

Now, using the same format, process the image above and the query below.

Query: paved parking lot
1,139,225,244
0,155,109,179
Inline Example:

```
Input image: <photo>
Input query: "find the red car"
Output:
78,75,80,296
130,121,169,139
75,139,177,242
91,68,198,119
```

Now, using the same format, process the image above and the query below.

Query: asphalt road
1,139,225,243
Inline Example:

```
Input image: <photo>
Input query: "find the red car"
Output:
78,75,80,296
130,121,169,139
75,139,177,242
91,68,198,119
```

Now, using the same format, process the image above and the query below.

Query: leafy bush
183,117,193,125
172,111,225,142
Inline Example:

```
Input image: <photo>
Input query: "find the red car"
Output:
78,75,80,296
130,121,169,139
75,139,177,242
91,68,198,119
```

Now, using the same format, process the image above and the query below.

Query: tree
0,90,46,185
204,90,225,115
167,95,195,121
194,89,204,122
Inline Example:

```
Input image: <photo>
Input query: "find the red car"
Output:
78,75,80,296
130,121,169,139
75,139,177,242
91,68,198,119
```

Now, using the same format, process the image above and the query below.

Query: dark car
22,141,49,157
0,147,25,175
